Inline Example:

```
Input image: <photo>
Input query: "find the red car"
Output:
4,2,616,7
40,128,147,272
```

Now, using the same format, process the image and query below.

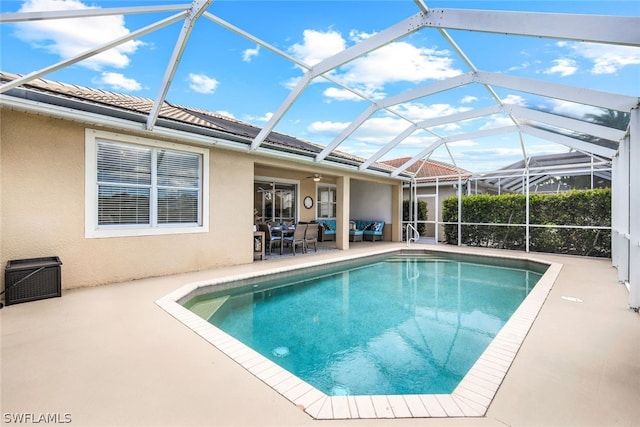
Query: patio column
336,176,350,250
628,106,639,310
392,182,403,242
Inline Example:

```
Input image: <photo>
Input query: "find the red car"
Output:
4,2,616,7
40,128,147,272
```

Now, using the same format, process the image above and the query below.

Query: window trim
254,175,300,224
316,183,337,219
85,129,209,238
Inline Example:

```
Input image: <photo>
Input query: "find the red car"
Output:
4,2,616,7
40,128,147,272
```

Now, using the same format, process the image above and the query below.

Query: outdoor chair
258,223,282,255
284,224,307,255
305,223,319,252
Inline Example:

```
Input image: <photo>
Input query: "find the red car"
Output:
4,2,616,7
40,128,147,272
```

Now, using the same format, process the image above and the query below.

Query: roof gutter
0,92,411,182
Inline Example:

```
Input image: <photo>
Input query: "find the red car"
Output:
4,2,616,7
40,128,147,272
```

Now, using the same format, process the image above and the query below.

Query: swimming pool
157,248,561,419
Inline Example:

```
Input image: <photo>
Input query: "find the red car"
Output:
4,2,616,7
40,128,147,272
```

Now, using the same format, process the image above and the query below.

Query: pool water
192,254,543,396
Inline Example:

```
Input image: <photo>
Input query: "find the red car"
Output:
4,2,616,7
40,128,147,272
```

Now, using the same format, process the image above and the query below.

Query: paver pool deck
2,243,639,426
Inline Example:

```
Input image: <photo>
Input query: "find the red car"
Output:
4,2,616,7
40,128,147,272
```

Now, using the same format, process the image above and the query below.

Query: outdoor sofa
351,219,385,241
316,219,385,242
316,219,336,242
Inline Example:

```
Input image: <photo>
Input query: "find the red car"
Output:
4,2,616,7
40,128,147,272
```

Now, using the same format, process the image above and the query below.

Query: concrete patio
1,243,639,427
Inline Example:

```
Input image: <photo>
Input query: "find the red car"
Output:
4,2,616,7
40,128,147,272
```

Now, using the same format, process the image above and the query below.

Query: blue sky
2,0,639,172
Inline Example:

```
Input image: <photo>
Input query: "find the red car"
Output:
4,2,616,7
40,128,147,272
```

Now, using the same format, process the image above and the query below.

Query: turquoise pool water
187,253,544,396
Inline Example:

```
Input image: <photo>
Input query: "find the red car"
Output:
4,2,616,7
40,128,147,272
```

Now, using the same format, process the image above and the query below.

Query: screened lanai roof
382,157,471,183
479,151,612,193
0,1,638,178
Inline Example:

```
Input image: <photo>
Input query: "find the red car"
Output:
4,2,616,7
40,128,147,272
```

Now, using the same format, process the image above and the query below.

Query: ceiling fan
305,173,322,182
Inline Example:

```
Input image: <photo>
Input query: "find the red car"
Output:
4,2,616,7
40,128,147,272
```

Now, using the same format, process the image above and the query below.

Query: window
254,178,297,224
317,184,336,218
86,130,209,238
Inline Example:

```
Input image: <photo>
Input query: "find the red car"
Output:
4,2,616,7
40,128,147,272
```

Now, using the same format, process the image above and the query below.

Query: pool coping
155,247,562,419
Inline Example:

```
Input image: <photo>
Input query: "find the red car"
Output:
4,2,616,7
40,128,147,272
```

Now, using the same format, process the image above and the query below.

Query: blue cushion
316,219,336,234
352,220,384,233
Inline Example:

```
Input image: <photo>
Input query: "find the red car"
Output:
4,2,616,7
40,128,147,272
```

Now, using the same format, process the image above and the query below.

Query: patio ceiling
0,1,638,179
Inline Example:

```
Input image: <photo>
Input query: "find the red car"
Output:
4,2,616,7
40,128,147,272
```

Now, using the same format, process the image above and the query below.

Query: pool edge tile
331,396,352,419
353,396,376,419
387,394,412,418
435,394,465,417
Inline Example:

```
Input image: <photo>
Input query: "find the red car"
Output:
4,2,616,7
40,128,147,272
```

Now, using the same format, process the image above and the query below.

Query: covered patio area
2,243,638,426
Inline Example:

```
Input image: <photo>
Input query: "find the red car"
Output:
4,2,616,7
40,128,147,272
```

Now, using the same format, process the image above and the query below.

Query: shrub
403,200,428,235
442,189,611,257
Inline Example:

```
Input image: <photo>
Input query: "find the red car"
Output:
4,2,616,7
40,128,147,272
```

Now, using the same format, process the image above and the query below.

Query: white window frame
85,129,209,238
254,175,300,223
316,183,337,219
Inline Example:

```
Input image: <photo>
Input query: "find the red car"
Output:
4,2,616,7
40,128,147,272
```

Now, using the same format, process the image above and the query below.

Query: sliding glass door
254,179,297,224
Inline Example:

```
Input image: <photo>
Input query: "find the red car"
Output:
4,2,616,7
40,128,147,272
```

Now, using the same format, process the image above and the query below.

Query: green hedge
403,200,428,235
442,189,611,257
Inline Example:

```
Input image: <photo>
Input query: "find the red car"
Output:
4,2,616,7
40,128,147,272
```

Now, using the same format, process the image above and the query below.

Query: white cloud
282,75,304,91
447,139,478,147
257,112,273,122
288,28,461,101
289,29,346,66
307,120,350,135
348,29,372,44
322,87,367,102
242,45,260,62
461,96,477,104
479,115,516,131
507,62,531,72
355,116,415,142
339,41,462,88
94,72,141,91
187,73,219,94
393,102,470,122
308,116,415,148
307,102,477,149
564,42,640,75
501,94,527,106
243,112,273,123
544,58,578,77
14,0,144,70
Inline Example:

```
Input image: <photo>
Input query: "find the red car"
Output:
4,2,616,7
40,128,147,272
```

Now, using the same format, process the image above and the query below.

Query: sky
1,0,639,173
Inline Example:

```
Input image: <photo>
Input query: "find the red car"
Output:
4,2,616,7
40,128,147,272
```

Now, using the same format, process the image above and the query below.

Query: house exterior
1,72,406,291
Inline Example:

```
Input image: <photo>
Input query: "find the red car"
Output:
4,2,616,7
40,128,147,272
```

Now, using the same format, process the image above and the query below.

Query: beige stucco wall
1,109,406,291
1,109,255,289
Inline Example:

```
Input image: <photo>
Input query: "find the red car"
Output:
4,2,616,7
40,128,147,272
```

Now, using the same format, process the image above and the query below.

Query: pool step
188,295,230,321
386,256,452,263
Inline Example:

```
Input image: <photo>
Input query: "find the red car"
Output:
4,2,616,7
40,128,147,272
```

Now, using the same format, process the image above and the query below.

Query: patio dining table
270,226,295,254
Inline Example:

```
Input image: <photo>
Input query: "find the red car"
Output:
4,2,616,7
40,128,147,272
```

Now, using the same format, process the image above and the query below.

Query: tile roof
0,71,398,175
381,157,470,183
